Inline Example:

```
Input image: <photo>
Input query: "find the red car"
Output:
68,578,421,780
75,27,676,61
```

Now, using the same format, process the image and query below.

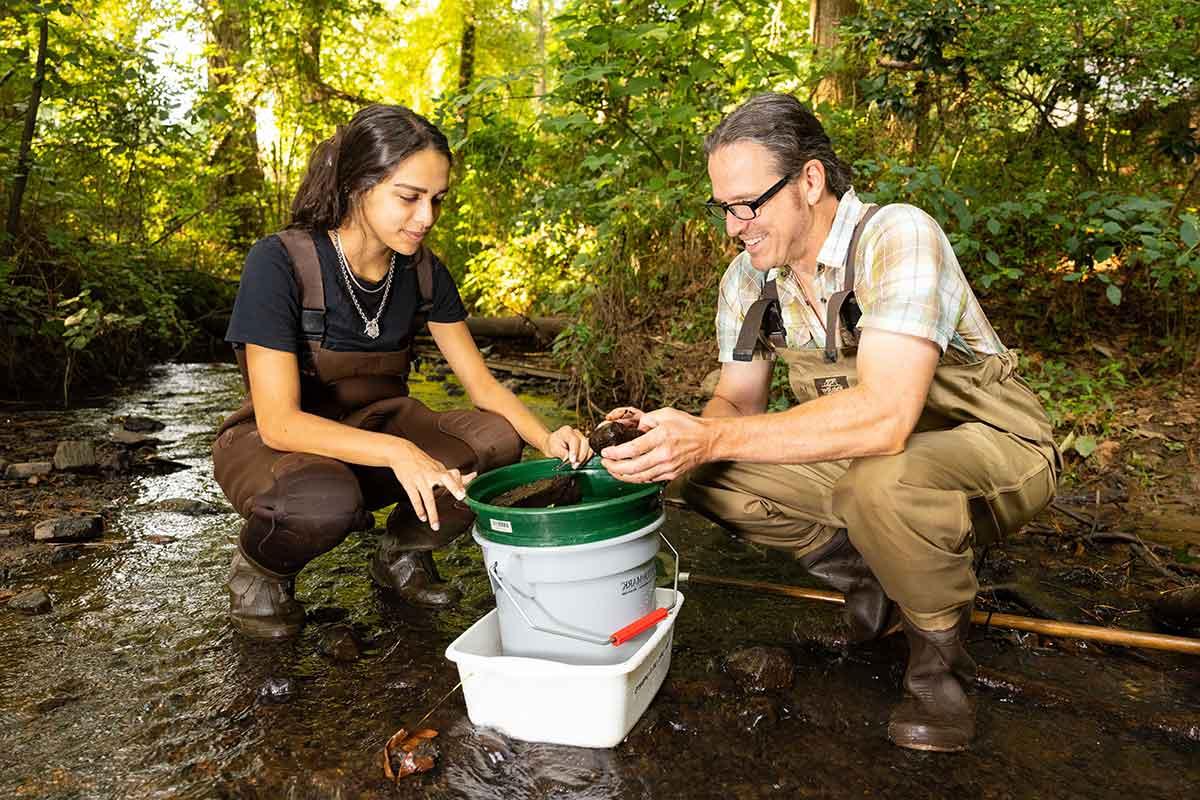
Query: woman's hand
388,439,476,531
542,425,593,468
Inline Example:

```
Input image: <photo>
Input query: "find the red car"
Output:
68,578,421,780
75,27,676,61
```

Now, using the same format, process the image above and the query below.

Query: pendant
364,319,380,339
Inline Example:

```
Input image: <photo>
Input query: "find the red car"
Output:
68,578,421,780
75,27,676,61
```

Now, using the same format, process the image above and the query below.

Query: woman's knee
437,410,522,472
241,454,371,573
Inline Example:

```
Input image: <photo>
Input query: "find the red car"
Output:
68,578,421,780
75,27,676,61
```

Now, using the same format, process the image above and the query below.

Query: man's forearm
707,385,908,465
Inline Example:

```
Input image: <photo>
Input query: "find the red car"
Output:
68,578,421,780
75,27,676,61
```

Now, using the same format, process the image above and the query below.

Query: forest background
0,0,1198,464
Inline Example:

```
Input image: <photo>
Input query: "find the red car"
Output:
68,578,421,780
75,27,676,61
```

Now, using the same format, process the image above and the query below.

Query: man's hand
600,408,715,483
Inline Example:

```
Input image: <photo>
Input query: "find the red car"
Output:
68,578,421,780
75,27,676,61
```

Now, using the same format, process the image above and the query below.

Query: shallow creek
0,363,1197,799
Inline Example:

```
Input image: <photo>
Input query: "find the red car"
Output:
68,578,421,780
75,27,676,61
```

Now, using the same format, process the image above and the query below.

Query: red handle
609,607,668,646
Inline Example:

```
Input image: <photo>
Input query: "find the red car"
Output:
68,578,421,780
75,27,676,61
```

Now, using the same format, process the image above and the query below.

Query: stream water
1,363,1197,799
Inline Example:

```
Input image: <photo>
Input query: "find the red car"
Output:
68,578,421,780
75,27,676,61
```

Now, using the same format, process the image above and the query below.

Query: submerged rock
319,625,362,662
489,475,583,509
723,646,794,693
257,677,296,704
5,462,52,480
99,449,134,475
148,498,225,515
53,440,98,472
9,587,52,614
120,415,166,433
111,429,160,446
1151,586,1200,634
33,516,102,542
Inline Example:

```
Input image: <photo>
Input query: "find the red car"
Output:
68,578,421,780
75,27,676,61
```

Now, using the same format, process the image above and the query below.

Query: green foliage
1,0,1198,404
1021,353,1129,436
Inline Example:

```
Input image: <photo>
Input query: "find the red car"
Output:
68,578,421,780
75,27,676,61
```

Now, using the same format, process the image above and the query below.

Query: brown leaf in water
381,727,439,782
145,535,177,545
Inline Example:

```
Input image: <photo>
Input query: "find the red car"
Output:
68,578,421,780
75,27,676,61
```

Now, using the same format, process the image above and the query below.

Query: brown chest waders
682,203,1062,751
213,229,522,579
684,205,1061,629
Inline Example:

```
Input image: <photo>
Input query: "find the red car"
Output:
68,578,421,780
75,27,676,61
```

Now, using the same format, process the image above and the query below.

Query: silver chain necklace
331,230,395,339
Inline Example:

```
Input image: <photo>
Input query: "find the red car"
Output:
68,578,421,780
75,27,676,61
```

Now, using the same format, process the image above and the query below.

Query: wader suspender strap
276,229,326,343
824,204,881,363
274,230,437,340
732,279,786,362
412,248,434,331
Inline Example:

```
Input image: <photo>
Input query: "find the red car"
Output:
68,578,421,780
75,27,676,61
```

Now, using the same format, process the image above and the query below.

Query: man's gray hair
704,93,852,199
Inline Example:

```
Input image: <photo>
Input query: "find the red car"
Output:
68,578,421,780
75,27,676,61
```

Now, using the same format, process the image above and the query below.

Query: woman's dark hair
704,93,852,199
289,104,452,230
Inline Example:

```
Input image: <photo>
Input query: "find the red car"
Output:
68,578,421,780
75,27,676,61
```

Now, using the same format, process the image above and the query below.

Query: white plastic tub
445,588,684,748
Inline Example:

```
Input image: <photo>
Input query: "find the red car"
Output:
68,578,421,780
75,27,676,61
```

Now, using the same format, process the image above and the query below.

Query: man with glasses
600,93,1060,752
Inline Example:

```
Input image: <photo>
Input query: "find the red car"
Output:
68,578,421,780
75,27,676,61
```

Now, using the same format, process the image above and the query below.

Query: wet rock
139,457,190,475
5,462,52,480
661,675,731,703
98,449,134,475
50,546,86,563
736,696,779,732
120,415,166,433
0,528,16,538
588,418,643,453
34,694,78,714
320,625,362,662
33,515,102,543
53,440,98,472
148,498,225,515
9,587,52,614
1150,586,1200,634
723,646,794,693
111,429,160,446
257,676,296,704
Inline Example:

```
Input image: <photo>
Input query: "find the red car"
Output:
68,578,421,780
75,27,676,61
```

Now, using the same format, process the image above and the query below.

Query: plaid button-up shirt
714,188,1006,362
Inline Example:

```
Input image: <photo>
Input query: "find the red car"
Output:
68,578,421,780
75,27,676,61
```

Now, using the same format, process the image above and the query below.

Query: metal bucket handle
488,531,680,647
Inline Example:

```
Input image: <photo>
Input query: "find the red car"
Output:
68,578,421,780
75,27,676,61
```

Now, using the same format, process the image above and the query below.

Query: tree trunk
4,14,48,250
457,5,477,130
534,0,547,100
207,2,264,249
809,0,859,107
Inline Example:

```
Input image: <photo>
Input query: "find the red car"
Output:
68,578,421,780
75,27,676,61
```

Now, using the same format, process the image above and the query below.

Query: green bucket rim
465,457,663,547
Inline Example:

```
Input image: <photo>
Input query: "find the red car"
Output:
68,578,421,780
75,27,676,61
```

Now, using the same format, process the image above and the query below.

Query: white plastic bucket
445,588,684,748
473,513,669,665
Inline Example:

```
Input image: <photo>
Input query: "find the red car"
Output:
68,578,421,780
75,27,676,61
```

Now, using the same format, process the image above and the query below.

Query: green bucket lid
466,457,663,547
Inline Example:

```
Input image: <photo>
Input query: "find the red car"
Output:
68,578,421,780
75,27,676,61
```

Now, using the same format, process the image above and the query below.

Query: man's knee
679,462,731,517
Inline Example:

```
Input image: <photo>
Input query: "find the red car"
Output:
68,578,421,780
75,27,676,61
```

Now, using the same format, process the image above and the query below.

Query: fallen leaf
382,727,439,782
145,535,177,544
1094,440,1121,467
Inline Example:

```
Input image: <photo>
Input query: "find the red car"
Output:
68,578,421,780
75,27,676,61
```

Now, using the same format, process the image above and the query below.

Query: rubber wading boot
227,550,305,639
370,535,461,607
798,529,897,642
887,607,977,752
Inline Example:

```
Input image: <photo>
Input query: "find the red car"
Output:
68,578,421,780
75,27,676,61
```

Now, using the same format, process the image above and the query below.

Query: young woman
213,104,590,639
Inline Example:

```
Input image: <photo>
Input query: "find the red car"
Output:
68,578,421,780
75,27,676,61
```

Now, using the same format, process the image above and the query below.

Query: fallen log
464,316,568,340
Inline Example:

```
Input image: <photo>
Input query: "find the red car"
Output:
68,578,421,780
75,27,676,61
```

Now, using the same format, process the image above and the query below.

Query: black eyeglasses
705,174,792,221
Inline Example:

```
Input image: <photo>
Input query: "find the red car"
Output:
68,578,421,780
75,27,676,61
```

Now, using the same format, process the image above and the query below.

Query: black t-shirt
225,230,468,353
